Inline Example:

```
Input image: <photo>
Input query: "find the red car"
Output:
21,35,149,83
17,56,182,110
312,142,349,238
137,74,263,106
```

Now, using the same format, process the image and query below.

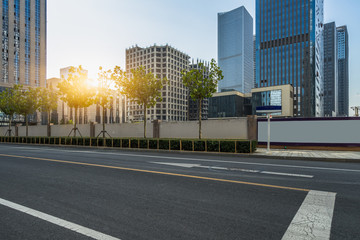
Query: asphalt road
0,144,359,239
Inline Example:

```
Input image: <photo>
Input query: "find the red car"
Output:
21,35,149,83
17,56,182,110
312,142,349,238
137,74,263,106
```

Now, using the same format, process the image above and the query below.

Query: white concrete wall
258,119,360,144
0,118,249,139
160,118,248,139
18,125,47,137
96,123,153,138
0,126,16,136
51,125,77,137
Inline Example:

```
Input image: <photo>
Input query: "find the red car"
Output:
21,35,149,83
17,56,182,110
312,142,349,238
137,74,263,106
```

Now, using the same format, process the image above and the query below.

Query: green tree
57,66,95,137
0,85,21,136
38,87,58,136
16,87,40,137
96,67,114,138
181,59,223,139
112,66,167,138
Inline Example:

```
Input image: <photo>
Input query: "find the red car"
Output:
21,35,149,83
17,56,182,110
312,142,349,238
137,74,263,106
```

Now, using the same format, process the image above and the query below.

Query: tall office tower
337,26,349,117
125,45,190,122
323,22,338,117
255,0,324,117
188,60,209,121
253,35,256,89
218,6,254,93
0,0,47,90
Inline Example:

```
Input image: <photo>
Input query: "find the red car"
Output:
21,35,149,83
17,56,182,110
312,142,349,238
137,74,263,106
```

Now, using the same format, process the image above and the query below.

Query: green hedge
0,136,257,154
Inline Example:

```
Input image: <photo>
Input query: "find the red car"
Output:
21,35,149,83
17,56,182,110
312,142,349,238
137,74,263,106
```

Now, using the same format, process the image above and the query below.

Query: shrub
106,138,113,147
113,138,121,148
77,137,84,146
139,139,148,149
66,138,72,145
194,140,205,152
122,139,130,148
130,139,139,149
220,141,236,153
48,137,53,144
181,140,193,151
170,140,180,151
159,139,169,150
83,138,91,146
149,139,158,149
91,138,97,147
98,138,105,147
251,140,257,153
207,141,219,152
71,138,79,146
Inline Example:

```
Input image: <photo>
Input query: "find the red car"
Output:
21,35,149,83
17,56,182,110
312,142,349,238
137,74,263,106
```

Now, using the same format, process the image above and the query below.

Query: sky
47,0,359,115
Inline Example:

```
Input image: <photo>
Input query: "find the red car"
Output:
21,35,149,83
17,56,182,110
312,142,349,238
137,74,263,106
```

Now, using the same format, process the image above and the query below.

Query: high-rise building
125,45,190,122
253,35,256,89
0,0,47,90
47,67,124,125
218,6,254,93
323,22,338,117
188,60,209,121
255,0,324,117
337,25,349,117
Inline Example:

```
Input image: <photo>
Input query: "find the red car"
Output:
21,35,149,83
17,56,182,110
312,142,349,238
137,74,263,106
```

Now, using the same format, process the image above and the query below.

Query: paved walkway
254,148,360,161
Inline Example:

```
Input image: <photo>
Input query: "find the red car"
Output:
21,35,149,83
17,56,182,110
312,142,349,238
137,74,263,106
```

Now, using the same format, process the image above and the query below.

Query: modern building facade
323,22,338,117
1,0,47,89
188,60,209,121
125,45,190,122
208,91,252,118
218,6,254,93
337,25,349,117
255,0,324,117
252,84,294,117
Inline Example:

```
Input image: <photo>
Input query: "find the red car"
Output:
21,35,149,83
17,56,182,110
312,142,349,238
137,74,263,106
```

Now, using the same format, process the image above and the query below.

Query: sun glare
86,78,99,88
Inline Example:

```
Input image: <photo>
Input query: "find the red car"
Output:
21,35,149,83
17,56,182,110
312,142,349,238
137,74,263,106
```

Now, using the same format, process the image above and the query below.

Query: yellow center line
0,153,309,192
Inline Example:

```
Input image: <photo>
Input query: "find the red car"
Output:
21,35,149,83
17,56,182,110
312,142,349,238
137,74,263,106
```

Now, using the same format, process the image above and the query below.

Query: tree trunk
48,111,51,137
74,108,77,137
25,114,28,137
144,105,147,139
8,117,12,136
198,99,202,139
102,106,106,138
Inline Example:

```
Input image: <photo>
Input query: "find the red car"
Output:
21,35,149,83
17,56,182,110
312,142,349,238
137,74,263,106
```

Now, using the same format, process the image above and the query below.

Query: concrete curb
1,142,360,163
241,153,360,163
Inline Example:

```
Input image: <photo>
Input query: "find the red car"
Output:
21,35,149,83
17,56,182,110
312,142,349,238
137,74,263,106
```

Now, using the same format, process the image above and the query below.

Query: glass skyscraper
1,0,47,89
337,26,349,117
218,6,254,94
255,0,324,117
323,22,338,117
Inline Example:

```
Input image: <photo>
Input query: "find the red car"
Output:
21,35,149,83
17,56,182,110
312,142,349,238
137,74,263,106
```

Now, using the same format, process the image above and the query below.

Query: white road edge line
0,198,121,240
152,162,314,178
260,171,314,178
5,146,360,173
282,190,336,240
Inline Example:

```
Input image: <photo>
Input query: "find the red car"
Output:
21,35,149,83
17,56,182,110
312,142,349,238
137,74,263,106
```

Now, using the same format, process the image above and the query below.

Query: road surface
0,144,359,239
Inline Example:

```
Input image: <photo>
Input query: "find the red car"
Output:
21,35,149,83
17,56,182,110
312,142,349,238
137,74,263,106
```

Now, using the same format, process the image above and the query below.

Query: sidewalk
253,148,360,162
